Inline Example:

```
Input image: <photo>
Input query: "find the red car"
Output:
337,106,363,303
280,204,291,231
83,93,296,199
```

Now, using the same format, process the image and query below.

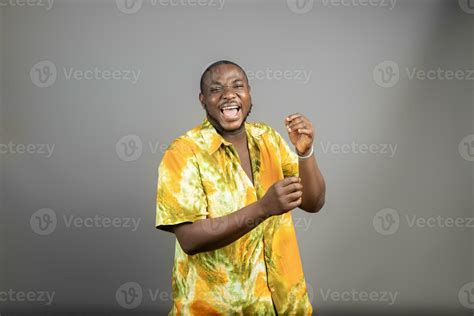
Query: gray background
0,0,473,315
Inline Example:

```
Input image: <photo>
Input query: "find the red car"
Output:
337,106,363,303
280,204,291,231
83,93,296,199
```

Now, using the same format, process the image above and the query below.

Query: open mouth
220,104,241,121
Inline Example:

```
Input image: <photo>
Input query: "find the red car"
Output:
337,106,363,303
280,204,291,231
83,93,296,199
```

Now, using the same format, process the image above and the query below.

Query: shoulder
166,123,203,154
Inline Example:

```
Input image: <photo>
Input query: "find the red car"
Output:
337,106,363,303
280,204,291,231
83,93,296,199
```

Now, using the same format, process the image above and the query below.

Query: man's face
199,64,252,134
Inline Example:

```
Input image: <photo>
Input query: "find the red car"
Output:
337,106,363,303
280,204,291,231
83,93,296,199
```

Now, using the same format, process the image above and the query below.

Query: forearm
298,153,326,212
173,201,269,255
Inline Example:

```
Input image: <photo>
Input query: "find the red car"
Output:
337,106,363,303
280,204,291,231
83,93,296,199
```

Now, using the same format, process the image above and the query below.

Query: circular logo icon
458,134,474,162
30,208,57,235
116,281,143,309
30,60,57,88
373,208,400,236
458,282,474,309
287,0,314,14
116,0,143,14
459,0,474,14
116,134,143,162
373,60,400,88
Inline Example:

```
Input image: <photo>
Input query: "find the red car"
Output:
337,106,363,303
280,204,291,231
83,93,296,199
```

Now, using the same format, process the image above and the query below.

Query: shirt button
270,287,275,292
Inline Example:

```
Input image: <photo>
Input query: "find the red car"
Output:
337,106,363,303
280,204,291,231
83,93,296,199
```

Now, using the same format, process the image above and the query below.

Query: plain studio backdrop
0,0,472,315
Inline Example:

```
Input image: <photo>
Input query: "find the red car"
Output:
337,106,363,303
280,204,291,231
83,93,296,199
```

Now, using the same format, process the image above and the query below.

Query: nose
222,85,237,100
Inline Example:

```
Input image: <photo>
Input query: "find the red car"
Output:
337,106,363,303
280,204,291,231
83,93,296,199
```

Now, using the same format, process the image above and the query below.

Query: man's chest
234,143,254,187
196,144,281,218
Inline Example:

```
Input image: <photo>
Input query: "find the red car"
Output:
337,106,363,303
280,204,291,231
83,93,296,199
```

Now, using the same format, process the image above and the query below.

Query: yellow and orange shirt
156,117,313,315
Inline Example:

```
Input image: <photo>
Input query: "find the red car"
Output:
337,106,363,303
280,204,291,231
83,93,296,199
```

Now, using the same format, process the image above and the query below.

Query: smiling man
155,60,326,315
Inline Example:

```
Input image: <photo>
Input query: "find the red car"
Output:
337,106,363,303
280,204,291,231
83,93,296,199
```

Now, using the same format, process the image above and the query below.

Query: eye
210,87,223,93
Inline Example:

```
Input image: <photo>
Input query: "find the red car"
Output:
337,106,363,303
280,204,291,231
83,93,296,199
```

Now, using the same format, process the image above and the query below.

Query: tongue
222,108,238,120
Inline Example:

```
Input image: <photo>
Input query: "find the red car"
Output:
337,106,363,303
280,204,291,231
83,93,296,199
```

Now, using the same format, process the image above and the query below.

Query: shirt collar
200,117,265,155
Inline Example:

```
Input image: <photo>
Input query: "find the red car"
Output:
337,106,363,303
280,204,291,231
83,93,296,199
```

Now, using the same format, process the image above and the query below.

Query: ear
199,92,205,109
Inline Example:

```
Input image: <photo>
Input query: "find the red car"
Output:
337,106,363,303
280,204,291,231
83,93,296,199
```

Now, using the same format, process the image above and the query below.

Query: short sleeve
155,138,208,231
273,129,299,178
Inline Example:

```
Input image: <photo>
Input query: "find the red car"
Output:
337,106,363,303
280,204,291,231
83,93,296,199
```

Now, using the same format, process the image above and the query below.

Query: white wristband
297,145,314,159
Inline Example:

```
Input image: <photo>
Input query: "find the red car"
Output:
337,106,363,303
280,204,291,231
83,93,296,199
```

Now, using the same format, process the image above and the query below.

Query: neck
207,115,247,144
222,127,247,144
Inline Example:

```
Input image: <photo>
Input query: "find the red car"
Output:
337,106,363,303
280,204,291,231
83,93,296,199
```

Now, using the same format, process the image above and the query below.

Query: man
155,60,326,315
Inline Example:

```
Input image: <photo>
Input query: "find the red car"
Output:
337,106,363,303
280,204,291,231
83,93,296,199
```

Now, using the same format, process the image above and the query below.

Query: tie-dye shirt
156,118,313,315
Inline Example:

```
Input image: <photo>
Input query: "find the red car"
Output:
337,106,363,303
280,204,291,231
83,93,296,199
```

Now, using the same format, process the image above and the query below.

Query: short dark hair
200,60,249,93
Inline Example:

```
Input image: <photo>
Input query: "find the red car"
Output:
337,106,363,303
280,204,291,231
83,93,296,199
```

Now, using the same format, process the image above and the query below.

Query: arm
173,201,267,255
298,152,326,212
172,177,303,256
286,113,326,213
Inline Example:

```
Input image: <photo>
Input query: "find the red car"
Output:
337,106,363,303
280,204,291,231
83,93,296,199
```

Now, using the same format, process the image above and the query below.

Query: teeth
221,105,239,111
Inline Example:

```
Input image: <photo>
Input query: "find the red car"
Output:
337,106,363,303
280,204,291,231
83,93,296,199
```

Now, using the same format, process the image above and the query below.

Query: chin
217,121,243,133
206,109,249,133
